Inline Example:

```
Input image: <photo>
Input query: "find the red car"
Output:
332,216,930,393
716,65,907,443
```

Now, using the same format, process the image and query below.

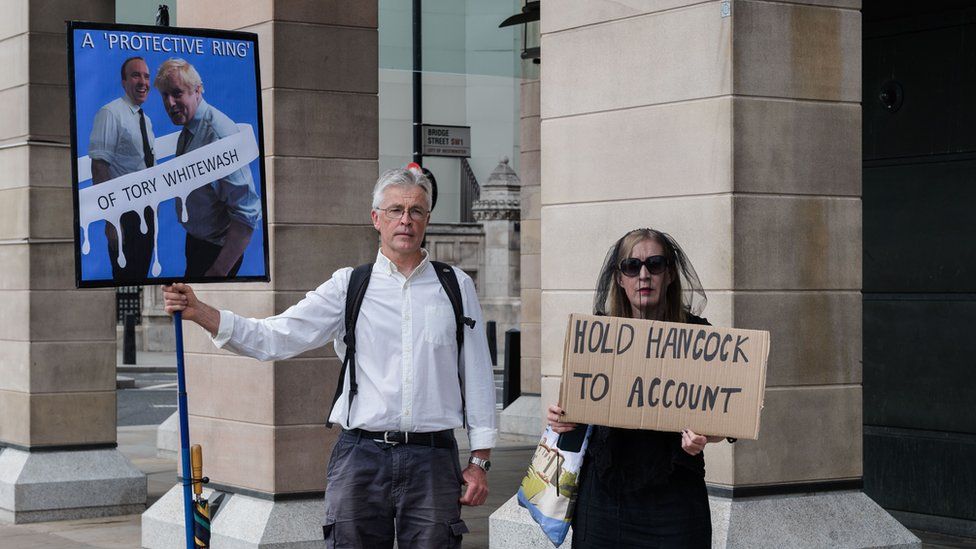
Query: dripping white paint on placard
76,124,259,277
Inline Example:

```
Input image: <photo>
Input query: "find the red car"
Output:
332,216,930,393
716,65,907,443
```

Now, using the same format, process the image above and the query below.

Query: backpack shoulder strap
326,263,373,428
431,261,476,426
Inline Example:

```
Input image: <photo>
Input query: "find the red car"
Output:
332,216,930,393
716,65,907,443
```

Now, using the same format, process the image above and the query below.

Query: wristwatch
469,456,491,472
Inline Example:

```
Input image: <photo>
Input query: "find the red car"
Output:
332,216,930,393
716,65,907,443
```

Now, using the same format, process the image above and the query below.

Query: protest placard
559,313,770,439
68,22,269,287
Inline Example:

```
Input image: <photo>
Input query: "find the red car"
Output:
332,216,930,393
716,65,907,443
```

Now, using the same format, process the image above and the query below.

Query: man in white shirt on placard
162,165,496,548
89,56,156,281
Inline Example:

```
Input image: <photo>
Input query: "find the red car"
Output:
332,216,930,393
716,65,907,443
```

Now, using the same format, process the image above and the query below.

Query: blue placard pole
174,311,195,549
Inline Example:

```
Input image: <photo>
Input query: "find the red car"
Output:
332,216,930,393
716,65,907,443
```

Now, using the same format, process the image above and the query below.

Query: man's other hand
459,464,488,507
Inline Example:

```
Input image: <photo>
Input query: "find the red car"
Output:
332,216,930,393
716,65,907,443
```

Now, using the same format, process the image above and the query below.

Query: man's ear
370,209,381,231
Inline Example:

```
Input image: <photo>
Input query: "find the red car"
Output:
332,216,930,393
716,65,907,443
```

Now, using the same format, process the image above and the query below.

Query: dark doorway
863,0,976,537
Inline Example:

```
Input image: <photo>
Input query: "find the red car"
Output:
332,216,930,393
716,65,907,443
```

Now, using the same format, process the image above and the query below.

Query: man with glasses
162,165,497,548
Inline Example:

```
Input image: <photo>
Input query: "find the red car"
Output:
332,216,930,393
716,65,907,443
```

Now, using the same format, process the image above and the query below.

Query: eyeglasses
618,256,669,277
376,206,429,221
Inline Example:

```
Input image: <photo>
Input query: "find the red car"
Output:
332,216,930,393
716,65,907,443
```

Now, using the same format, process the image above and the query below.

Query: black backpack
326,261,476,428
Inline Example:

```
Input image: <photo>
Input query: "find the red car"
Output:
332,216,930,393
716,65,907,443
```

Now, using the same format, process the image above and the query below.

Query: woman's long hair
593,228,706,322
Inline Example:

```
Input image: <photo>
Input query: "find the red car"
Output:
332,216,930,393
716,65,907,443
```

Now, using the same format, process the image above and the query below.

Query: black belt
346,429,455,449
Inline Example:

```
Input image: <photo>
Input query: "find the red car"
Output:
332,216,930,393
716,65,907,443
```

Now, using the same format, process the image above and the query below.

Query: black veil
592,228,707,319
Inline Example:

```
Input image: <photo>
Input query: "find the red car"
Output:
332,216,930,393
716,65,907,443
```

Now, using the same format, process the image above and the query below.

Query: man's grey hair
153,58,204,93
371,168,433,210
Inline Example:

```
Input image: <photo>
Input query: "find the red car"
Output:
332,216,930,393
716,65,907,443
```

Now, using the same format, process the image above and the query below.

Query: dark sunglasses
618,256,669,277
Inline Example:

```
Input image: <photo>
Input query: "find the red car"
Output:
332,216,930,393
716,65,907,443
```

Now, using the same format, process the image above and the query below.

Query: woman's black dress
571,315,712,549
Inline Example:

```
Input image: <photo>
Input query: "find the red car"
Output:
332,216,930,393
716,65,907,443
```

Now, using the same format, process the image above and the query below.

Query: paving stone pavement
0,426,536,549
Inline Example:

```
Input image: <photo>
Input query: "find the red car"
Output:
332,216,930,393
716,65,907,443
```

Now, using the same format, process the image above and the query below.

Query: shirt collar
120,94,143,114
375,248,430,279
184,98,209,134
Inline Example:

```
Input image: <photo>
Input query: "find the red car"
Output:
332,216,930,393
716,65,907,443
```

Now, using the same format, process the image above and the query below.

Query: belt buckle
382,431,408,445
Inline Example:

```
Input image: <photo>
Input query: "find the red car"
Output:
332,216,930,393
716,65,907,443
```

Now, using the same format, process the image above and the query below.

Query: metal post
503,329,521,408
412,0,423,165
486,321,497,366
123,312,137,365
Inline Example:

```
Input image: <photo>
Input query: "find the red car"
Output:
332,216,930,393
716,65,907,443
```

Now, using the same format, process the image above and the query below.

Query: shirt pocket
424,303,455,347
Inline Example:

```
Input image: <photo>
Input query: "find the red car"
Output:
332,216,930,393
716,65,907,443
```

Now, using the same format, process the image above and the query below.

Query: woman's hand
680,428,709,456
547,404,578,434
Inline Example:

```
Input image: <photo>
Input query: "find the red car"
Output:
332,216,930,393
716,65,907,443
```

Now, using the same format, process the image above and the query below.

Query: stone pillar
473,157,522,362
0,0,146,524
491,1,920,547
142,2,378,548
498,68,544,438
141,285,174,352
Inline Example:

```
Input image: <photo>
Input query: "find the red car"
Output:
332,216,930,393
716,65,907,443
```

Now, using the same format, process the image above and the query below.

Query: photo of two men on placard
70,23,269,288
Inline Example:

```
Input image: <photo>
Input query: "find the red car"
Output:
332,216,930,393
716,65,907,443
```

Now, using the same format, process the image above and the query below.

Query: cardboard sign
559,314,770,439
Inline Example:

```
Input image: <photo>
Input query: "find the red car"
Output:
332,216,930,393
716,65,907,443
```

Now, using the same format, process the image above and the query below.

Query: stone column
142,2,378,548
472,157,522,362
141,285,174,352
498,70,544,438
0,0,146,524
491,1,919,547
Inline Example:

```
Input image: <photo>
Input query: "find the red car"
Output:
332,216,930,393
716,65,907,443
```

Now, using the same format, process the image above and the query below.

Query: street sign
422,124,471,157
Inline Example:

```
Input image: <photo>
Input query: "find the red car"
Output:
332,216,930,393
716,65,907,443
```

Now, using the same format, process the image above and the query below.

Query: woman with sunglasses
548,228,722,548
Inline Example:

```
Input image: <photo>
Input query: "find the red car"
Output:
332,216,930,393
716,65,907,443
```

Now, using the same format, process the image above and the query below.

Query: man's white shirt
88,94,155,179
213,250,498,450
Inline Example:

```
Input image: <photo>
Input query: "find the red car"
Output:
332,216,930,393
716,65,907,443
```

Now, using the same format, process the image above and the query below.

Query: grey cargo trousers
322,429,469,548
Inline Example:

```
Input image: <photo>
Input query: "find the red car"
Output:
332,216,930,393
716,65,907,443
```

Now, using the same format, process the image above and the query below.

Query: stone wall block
181,290,274,354
0,85,28,143
28,289,117,342
273,357,338,425
27,83,68,141
520,357,541,394
271,224,377,292
520,322,541,361
28,31,67,87
520,253,540,291
268,89,377,159
0,33,29,92
28,0,113,34
28,241,76,290
0,342,30,392
734,385,862,484
273,423,333,493
541,3,731,118
0,188,29,241
186,417,329,494
186,416,276,493
272,22,377,94
274,1,378,27
541,198,733,292
539,291,591,377
0,244,29,290
29,391,117,446
269,157,376,225
186,353,274,425
733,0,861,101
0,290,114,342
0,389,30,445
734,291,861,386
733,97,860,196
520,79,540,119
177,0,274,30
28,341,116,393
541,0,714,34
520,115,540,155
732,196,860,290
29,187,73,239
520,219,540,255
541,98,732,205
